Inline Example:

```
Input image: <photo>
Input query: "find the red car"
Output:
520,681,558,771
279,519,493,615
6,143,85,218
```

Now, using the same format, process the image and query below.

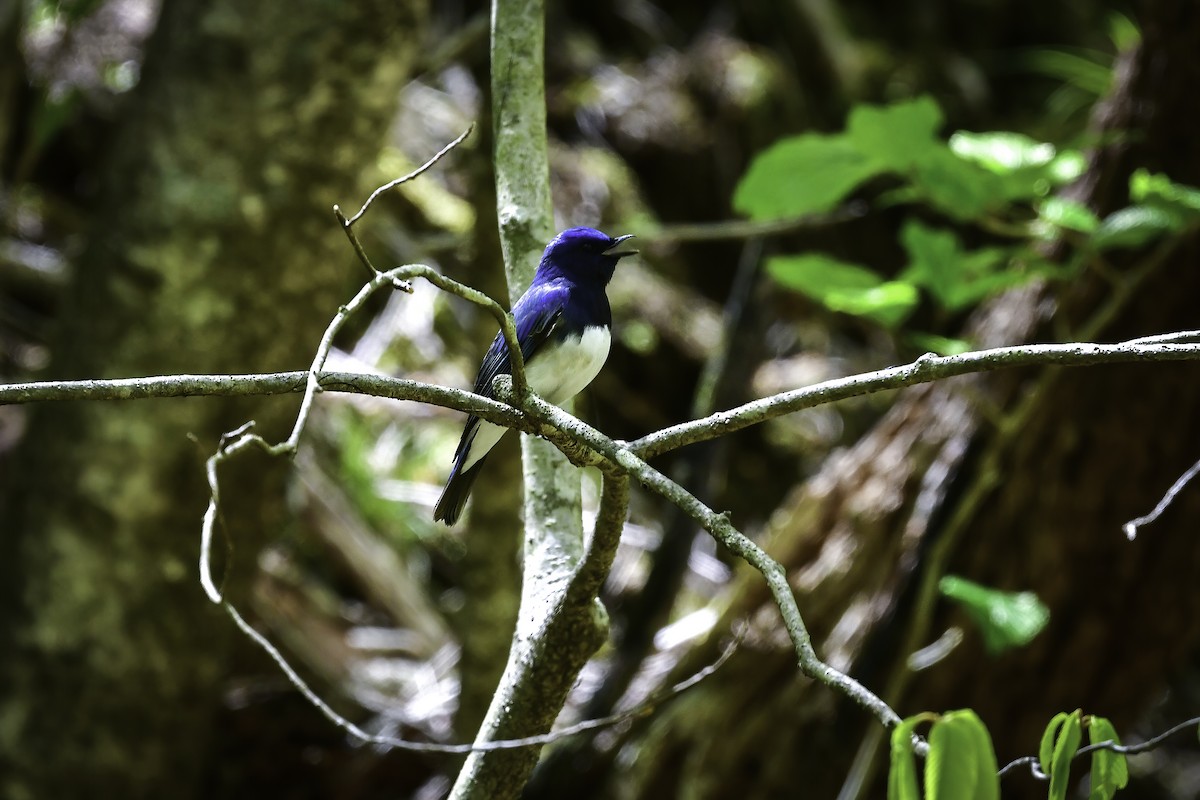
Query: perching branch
197,260,524,603
629,339,1200,459
10,268,1200,771
6,340,1200,419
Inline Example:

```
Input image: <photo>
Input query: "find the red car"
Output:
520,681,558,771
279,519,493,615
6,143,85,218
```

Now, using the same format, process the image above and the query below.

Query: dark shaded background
3,0,1199,798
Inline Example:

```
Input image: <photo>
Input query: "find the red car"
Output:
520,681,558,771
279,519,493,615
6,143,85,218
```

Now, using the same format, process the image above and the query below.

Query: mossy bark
0,1,425,797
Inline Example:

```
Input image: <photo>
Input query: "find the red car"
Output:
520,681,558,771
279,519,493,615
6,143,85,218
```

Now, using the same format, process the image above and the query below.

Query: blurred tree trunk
606,3,1200,799
450,141,524,738
0,0,424,797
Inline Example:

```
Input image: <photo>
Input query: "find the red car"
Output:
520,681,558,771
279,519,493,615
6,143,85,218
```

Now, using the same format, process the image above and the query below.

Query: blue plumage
433,227,636,525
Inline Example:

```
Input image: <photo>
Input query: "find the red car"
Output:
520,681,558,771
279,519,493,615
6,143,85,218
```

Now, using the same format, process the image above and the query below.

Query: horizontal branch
630,338,1200,458
8,336,1200,468
0,371,528,431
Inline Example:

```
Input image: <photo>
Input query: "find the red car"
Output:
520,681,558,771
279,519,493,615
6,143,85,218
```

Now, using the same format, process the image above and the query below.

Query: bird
433,227,637,525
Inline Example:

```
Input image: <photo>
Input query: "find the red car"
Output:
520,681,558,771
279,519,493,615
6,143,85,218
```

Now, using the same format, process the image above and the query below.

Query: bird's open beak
604,234,638,258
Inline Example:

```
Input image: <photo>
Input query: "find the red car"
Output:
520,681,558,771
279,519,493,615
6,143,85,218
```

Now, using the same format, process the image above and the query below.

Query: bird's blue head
538,227,637,286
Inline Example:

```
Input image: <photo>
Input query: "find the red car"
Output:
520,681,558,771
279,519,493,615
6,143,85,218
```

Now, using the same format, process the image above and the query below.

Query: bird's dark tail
433,458,487,525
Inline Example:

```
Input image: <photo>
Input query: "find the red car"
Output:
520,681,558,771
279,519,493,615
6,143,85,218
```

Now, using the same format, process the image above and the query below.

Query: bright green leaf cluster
938,575,1050,654
889,709,1131,800
734,96,1084,223
734,134,881,219
1087,716,1130,800
1038,711,1130,800
1090,169,1200,250
736,96,1200,332
766,254,918,326
889,710,999,800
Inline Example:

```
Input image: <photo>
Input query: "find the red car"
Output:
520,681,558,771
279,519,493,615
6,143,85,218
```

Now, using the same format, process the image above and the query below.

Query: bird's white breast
526,325,611,407
457,325,610,473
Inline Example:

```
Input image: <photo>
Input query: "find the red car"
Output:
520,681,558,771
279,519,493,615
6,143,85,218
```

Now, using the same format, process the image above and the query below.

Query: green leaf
1108,12,1141,52
1049,710,1083,800
1092,205,1182,251
767,253,883,294
889,713,931,800
1040,713,1070,776
766,254,917,327
900,220,960,299
1048,150,1087,184
938,575,1050,654
947,132,1084,200
1087,717,1129,800
825,282,919,327
925,710,1000,800
734,134,884,219
899,221,1020,311
911,146,1006,219
1130,168,1200,216
847,96,944,171
907,333,972,356
949,131,1058,173
1017,49,1113,96
1038,197,1101,234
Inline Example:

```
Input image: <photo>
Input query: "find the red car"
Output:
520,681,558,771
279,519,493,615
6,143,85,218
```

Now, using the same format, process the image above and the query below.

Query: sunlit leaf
1092,205,1183,250
767,253,883,294
911,147,1006,219
766,254,917,327
889,714,930,800
900,220,960,294
1049,710,1083,800
1087,716,1129,800
947,132,1084,200
907,333,972,356
899,222,1018,310
949,131,1057,173
925,710,1000,800
1041,712,1070,776
848,96,944,171
734,134,884,219
1038,197,1101,233
1130,168,1200,215
825,282,919,327
938,575,1050,654
1048,150,1087,184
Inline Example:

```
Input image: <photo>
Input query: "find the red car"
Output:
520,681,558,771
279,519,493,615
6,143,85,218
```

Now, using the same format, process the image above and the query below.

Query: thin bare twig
197,262,530,603
343,125,474,227
998,714,1200,779
1123,456,1200,540
333,124,474,280
219,599,740,753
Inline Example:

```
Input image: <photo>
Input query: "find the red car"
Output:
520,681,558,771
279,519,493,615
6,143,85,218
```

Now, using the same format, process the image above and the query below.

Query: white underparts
459,325,610,471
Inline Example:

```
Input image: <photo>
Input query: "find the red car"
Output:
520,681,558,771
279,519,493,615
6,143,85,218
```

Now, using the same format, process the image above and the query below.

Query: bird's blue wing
433,283,568,524
470,281,568,396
